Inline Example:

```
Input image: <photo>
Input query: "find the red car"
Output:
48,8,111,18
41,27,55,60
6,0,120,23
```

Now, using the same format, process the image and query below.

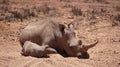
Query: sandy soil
0,0,120,67
0,18,119,67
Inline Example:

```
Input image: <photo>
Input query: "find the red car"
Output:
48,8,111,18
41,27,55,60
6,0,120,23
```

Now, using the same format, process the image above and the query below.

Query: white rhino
20,18,98,58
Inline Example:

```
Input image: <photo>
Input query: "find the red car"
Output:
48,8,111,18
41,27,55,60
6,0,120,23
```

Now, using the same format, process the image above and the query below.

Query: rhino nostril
77,53,82,57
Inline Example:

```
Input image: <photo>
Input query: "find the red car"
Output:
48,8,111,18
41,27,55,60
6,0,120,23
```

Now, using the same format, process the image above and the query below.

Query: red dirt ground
0,0,120,67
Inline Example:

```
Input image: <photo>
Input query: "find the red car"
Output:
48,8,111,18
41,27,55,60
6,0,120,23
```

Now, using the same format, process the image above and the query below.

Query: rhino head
63,23,98,58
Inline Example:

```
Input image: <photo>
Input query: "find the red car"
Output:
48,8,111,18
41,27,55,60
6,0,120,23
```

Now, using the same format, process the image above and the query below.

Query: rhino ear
59,24,65,32
68,23,74,31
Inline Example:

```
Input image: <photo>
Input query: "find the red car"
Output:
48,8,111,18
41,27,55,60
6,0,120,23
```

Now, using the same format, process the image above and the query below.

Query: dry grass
71,6,82,16
114,14,120,22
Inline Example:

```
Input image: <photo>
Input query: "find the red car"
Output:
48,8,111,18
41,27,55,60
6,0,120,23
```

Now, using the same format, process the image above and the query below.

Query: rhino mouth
77,52,90,59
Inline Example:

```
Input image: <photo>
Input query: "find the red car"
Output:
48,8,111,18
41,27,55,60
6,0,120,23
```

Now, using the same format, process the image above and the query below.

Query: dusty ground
0,0,120,67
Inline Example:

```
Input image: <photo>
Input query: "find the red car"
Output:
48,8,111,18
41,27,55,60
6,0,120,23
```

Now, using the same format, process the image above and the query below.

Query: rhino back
20,18,62,47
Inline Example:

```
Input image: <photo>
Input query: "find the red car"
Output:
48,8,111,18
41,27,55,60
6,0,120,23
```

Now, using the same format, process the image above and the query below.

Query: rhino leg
33,47,58,58
45,47,58,54
21,48,29,56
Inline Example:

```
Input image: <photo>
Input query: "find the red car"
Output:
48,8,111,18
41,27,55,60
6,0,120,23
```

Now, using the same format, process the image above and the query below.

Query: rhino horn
82,40,98,51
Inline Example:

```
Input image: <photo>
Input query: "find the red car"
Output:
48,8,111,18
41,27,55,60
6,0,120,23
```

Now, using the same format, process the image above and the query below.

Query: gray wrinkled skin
21,41,57,57
20,18,98,58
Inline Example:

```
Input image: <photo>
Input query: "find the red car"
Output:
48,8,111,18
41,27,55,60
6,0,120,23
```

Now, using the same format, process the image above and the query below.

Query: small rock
7,23,10,26
113,51,119,54
3,37,6,39
99,51,104,53
111,38,120,42
118,63,120,65
67,16,74,19
11,38,15,41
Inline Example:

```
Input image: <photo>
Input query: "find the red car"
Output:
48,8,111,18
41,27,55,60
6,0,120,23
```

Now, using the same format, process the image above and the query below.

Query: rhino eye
70,46,78,52
70,46,74,49
70,46,75,49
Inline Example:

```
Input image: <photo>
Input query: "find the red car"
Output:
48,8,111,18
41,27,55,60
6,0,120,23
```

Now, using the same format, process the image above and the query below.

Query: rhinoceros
20,18,98,58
